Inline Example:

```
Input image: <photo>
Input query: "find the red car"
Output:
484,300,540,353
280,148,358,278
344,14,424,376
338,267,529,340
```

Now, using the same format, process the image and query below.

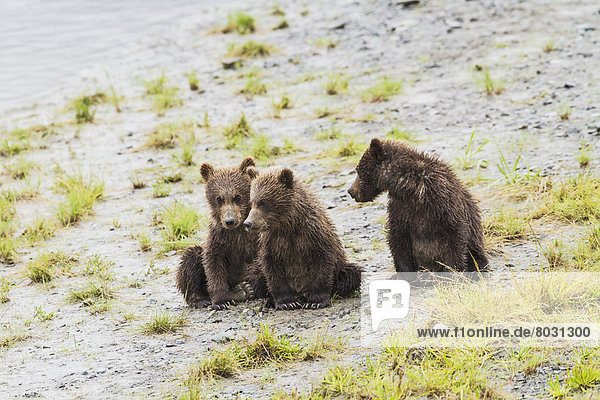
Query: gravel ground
1,0,599,398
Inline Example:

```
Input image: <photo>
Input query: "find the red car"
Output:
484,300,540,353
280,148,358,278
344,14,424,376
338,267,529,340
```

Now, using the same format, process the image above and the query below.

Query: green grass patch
247,134,278,160
484,208,529,243
83,254,114,280
0,197,17,263
55,173,104,226
140,309,187,334
0,278,10,303
315,126,342,141
361,76,403,102
455,131,488,170
177,140,195,167
185,71,199,91
185,324,343,384
4,156,36,179
223,113,255,149
73,95,96,124
274,19,289,30
474,65,505,95
222,12,256,34
577,140,593,168
313,347,503,399
386,125,418,143
271,94,291,118
240,75,268,96
325,73,349,95
336,138,365,158
26,251,78,283
155,201,204,252
136,231,152,252
152,181,171,198
23,218,56,245
67,279,114,313
141,71,182,115
532,173,600,222
228,41,273,58
146,119,196,149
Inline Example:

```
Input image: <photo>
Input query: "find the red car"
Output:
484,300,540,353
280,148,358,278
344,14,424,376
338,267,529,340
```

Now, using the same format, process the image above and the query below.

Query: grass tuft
55,173,104,226
26,251,78,283
223,113,255,149
484,208,529,249
146,120,196,149
140,309,187,334
74,96,96,124
186,324,343,385
271,94,292,118
153,181,171,198
67,279,114,312
136,231,152,252
315,127,342,141
155,201,204,252
386,125,418,143
141,71,182,115
455,131,488,170
23,218,56,245
0,278,10,303
577,140,592,168
532,173,600,222
222,12,256,35
5,156,36,180
474,65,505,95
325,73,349,95
240,75,268,96
361,76,403,102
228,41,273,58
185,71,199,91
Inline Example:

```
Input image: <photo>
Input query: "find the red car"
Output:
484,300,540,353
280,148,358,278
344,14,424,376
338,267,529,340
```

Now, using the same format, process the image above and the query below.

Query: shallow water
0,0,215,113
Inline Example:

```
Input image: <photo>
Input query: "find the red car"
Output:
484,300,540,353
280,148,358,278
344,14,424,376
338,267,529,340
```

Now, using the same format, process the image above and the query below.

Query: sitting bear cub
348,138,488,272
243,168,361,310
176,158,259,310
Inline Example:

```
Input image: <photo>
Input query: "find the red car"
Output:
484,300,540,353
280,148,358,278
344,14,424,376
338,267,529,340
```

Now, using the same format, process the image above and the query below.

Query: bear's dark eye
216,196,223,205
233,194,241,202
257,200,267,208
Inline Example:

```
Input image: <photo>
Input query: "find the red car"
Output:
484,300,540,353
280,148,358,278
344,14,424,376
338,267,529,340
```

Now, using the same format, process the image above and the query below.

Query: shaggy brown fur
243,168,362,310
176,245,210,308
176,158,259,310
348,138,488,272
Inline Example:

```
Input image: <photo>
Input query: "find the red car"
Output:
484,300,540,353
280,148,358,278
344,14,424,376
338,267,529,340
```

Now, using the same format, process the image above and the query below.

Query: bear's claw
302,300,331,309
191,299,211,308
212,300,237,310
275,301,302,311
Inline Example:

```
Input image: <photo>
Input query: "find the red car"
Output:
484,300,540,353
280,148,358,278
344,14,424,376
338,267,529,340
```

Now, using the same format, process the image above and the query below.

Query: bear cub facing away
176,157,259,310
348,138,488,272
243,168,361,310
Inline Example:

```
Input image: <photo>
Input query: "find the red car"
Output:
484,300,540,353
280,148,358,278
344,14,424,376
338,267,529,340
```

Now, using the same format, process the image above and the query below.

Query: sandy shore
1,0,600,398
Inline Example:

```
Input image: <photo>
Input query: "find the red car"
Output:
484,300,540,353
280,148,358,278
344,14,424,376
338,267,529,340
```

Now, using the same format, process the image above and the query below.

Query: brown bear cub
348,138,488,272
176,157,259,310
243,168,362,310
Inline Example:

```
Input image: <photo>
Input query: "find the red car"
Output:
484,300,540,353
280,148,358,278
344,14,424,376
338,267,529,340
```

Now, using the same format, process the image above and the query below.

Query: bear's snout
243,220,252,230
348,177,359,200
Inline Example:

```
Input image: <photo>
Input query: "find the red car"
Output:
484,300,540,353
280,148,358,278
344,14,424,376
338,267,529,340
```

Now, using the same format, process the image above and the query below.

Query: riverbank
1,0,600,398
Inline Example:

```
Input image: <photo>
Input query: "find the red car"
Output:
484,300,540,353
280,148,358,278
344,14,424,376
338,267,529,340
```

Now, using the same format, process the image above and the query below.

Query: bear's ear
279,168,294,189
246,166,259,180
239,157,256,173
370,138,385,161
200,163,214,181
